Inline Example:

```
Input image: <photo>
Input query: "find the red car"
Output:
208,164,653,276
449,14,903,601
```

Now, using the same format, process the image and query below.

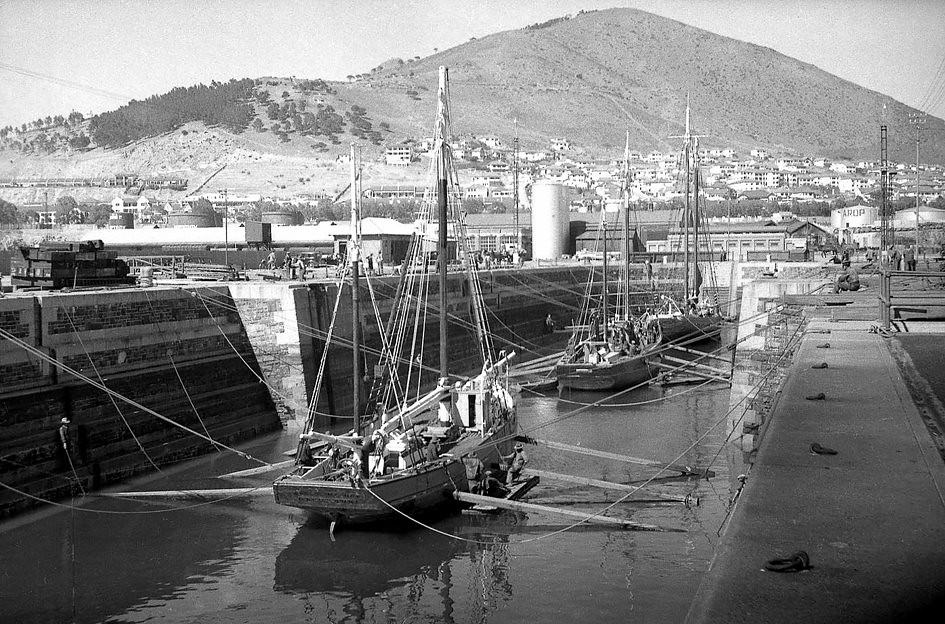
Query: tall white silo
531,182,569,259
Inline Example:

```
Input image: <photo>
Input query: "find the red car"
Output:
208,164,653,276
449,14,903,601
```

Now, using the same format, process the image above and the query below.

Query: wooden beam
104,487,269,499
666,344,734,364
654,363,732,385
218,460,295,479
661,355,731,377
522,468,691,503
534,439,710,476
453,491,682,532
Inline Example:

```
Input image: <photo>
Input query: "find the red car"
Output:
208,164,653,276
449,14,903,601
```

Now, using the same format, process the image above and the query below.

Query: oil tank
531,182,569,259
262,210,302,226
107,212,134,229
831,205,878,230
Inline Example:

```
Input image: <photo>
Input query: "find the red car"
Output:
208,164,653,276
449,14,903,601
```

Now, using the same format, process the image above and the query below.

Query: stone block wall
0,286,280,518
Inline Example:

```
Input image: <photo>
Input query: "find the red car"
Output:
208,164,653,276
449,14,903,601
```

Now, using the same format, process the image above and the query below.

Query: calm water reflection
1,374,743,624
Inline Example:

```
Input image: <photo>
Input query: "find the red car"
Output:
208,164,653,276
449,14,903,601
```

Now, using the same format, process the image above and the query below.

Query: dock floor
687,319,945,624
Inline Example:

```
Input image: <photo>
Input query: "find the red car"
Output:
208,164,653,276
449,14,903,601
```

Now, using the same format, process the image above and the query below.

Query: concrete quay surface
687,319,945,624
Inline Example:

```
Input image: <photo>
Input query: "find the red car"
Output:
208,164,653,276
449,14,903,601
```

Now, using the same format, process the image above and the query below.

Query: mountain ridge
1,6,943,199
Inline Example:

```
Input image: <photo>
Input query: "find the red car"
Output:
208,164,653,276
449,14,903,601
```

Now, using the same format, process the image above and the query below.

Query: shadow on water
0,499,246,624
274,517,466,597
275,512,522,624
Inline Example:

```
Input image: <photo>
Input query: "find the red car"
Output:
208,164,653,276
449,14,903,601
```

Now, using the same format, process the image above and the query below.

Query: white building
111,195,151,216
384,146,412,167
551,138,572,151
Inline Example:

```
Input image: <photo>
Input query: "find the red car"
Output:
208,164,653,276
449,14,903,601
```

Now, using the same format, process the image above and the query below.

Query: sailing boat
656,99,723,344
555,133,662,392
273,67,517,527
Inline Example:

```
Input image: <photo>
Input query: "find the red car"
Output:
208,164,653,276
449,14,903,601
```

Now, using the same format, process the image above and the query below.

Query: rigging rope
143,290,220,454
363,333,794,545
0,326,267,465
62,307,161,472
0,479,271,515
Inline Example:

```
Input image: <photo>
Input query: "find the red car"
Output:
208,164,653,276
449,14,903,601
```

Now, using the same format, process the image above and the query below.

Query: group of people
472,248,526,271
471,442,530,497
260,249,388,280
262,251,308,279
885,245,918,272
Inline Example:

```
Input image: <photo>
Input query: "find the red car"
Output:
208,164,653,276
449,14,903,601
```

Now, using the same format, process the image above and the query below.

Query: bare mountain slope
356,7,943,162
2,5,943,197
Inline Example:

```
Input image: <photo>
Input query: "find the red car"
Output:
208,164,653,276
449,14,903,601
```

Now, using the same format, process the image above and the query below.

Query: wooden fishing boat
556,132,662,392
274,67,517,527
556,336,661,392
657,98,724,344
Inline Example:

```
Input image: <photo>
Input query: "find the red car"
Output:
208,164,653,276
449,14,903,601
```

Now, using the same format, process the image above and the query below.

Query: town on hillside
2,130,943,260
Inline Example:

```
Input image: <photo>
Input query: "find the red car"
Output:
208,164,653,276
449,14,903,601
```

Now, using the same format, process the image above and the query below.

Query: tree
68,133,90,149
0,198,19,225
252,117,265,132
55,196,80,223
85,203,113,226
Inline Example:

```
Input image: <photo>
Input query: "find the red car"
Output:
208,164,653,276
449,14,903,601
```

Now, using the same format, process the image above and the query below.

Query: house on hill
111,195,150,217
384,146,412,166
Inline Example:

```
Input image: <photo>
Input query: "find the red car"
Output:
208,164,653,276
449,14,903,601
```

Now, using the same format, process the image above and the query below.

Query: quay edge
687,277,945,624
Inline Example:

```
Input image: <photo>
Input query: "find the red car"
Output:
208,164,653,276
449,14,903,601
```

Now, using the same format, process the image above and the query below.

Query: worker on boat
326,446,341,470
423,436,439,463
298,434,315,466
479,470,509,498
503,443,529,485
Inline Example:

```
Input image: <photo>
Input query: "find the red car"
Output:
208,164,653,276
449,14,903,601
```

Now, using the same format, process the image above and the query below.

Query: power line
0,62,132,102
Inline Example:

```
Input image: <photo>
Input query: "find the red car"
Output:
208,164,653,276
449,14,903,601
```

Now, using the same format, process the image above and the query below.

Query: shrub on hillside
88,79,256,147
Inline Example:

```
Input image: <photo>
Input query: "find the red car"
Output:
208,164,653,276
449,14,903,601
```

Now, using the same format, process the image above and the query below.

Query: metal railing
878,266,945,329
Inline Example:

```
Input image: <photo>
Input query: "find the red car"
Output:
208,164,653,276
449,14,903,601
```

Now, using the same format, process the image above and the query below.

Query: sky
1,0,944,128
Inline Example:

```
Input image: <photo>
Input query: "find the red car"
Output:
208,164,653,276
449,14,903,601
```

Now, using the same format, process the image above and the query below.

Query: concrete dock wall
0,287,280,517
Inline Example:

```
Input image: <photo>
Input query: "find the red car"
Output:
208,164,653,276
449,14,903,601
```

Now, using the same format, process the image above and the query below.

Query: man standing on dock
903,245,916,271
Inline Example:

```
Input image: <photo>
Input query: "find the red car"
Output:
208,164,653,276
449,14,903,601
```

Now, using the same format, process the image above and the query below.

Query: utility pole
880,125,890,252
513,118,521,253
909,113,926,252
223,188,229,271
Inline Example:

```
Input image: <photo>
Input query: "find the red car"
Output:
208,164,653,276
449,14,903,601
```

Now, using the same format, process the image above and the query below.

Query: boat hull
659,315,722,345
556,352,660,392
448,408,518,474
272,459,469,525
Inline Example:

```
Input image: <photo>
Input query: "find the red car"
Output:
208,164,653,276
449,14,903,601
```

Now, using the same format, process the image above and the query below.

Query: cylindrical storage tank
167,211,216,227
138,266,154,287
107,212,134,229
531,181,569,260
893,206,945,230
262,210,302,226
831,205,878,230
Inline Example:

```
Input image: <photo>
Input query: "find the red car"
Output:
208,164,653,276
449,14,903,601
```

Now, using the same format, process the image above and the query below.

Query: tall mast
349,143,362,432
602,218,609,341
683,134,691,302
436,67,450,378
622,129,631,321
692,135,700,298
670,94,705,303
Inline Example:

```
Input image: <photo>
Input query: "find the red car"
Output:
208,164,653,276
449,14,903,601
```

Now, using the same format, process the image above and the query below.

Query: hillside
1,7,942,203
356,8,944,162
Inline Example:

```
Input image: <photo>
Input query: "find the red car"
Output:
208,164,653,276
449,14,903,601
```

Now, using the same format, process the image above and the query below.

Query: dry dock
687,317,945,623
